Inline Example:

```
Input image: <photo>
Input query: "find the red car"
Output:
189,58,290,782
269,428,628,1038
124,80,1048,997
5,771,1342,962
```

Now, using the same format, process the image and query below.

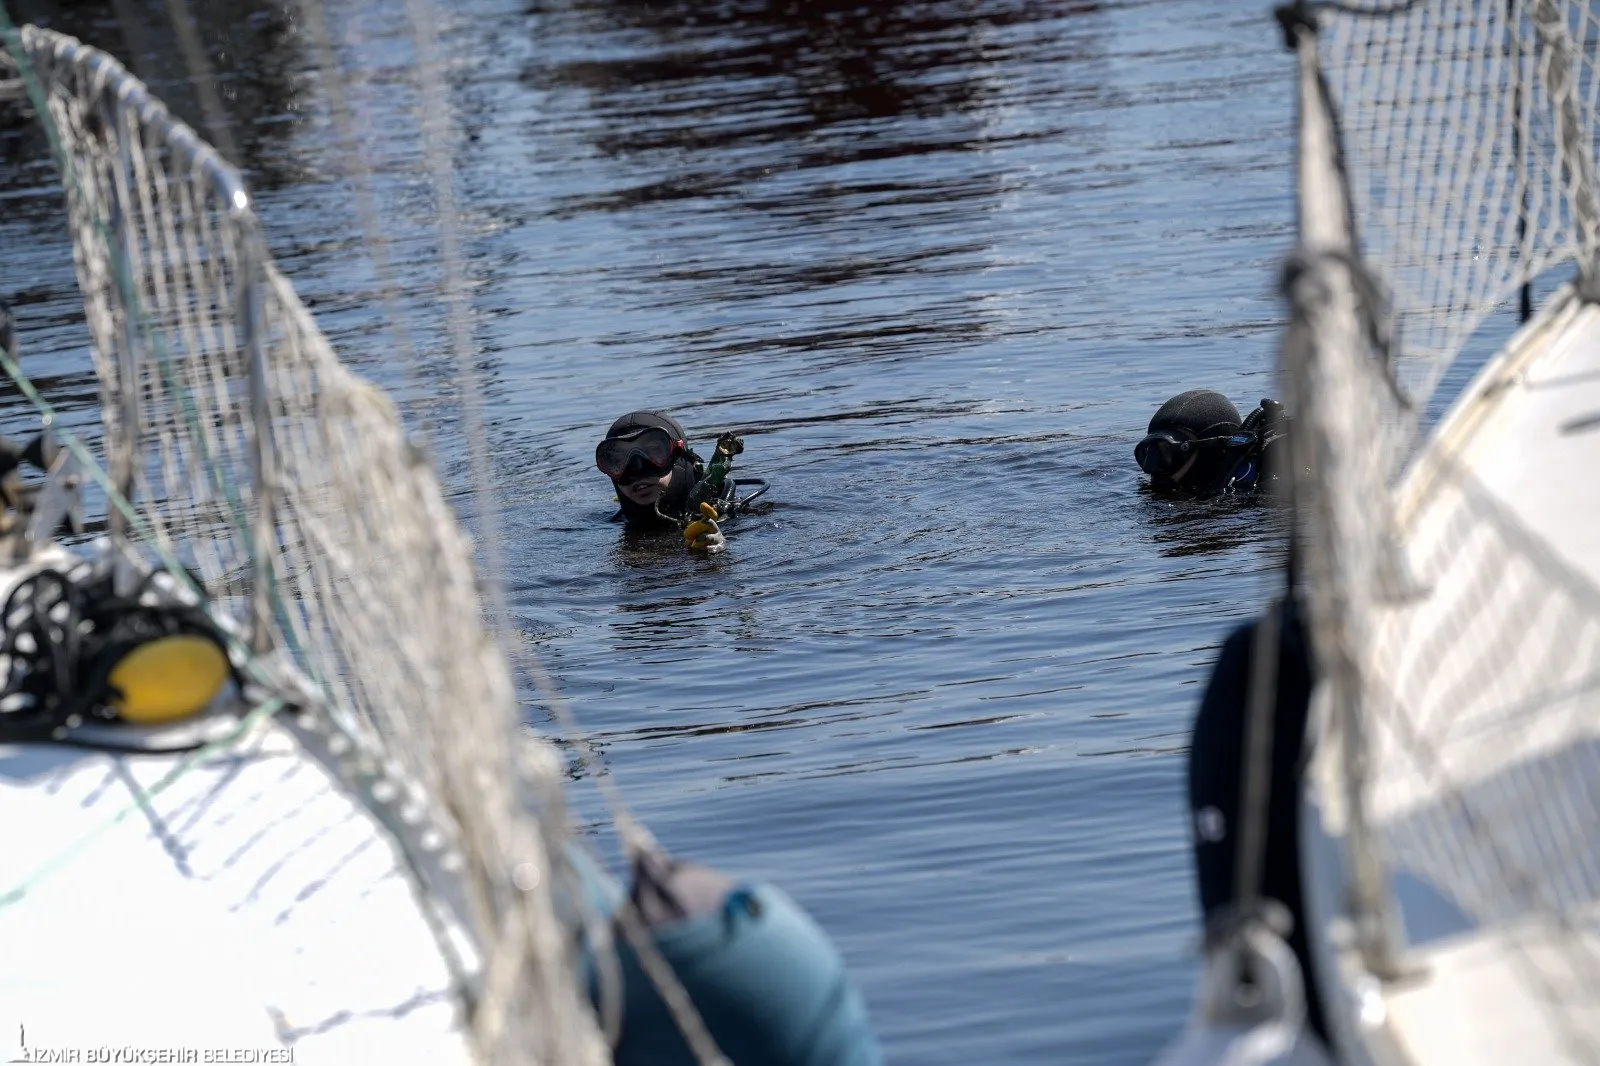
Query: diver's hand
684,518,725,553
683,502,726,554
714,431,745,459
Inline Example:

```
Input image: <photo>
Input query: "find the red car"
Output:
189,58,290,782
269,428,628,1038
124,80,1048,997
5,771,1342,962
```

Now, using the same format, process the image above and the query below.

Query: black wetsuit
1188,600,1328,1042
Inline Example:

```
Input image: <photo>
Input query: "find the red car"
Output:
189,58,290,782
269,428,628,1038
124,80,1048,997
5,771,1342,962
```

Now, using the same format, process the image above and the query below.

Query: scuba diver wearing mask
595,411,768,553
1134,390,1290,495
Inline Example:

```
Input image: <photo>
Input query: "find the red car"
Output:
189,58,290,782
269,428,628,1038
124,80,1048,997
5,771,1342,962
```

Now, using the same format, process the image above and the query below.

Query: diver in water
596,410,767,552
597,411,711,527
1134,389,1290,495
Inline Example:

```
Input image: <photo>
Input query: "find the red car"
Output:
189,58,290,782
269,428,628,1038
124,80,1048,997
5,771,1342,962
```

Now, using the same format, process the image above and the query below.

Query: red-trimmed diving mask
596,426,684,482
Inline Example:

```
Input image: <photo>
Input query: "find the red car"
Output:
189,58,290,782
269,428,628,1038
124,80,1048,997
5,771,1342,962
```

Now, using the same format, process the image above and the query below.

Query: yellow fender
108,634,232,724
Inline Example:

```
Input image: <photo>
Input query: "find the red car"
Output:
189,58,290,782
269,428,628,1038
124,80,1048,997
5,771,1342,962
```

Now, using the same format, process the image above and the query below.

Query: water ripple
3,0,1314,1061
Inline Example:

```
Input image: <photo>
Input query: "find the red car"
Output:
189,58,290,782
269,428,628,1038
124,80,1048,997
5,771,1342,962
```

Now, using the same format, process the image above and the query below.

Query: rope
6,10,729,1062
1512,0,1534,325
288,0,434,445
0,18,317,701
0,8,469,977
158,0,239,167
1278,2,1412,982
390,0,728,1059
1532,0,1600,291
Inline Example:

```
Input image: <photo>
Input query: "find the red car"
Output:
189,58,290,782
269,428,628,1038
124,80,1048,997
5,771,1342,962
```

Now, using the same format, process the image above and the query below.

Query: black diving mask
596,426,683,481
1136,429,1257,487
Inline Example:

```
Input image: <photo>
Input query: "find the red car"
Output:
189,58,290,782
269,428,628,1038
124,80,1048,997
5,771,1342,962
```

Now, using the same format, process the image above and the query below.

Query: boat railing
1,24,612,1065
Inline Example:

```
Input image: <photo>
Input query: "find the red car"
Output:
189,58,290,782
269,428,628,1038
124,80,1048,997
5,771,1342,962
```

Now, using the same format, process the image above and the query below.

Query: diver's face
617,468,672,506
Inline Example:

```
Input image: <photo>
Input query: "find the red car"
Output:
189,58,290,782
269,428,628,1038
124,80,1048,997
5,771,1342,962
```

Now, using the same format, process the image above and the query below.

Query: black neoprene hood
606,410,688,443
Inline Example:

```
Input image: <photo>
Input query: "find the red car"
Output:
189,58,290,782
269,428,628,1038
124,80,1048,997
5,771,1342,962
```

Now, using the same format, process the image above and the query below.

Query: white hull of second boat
1304,286,1600,1066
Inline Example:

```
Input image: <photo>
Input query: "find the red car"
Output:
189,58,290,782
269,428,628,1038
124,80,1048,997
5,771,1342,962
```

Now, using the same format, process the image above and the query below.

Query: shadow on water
611,528,726,573
1134,481,1291,559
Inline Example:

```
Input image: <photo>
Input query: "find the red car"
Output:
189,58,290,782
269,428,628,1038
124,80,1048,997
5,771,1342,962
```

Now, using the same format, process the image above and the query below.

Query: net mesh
5,25,608,1066
1282,1,1600,1060
1318,0,1600,400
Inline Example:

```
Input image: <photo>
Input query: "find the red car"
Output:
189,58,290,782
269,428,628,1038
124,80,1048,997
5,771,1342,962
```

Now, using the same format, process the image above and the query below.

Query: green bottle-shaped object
689,432,744,513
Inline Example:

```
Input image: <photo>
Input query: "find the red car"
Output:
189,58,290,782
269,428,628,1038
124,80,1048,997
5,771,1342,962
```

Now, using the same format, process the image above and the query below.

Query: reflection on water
4,0,1317,1062
512,0,1117,378
529,0,1103,205
9,0,308,185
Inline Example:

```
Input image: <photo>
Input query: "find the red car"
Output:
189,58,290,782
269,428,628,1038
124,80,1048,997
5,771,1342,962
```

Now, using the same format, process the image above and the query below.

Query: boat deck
0,591,475,1066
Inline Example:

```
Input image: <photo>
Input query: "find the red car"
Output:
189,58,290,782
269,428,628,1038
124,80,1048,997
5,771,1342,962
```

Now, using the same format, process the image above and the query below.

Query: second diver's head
596,410,689,508
1134,389,1246,494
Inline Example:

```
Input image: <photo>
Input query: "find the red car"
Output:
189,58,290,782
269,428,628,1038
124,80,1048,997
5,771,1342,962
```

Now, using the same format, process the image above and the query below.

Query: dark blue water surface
1,0,1316,1061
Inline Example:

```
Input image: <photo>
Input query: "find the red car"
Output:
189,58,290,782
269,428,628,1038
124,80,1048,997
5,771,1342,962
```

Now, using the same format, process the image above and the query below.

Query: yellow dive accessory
683,501,726,553
0,563,243,747
108,633,232,724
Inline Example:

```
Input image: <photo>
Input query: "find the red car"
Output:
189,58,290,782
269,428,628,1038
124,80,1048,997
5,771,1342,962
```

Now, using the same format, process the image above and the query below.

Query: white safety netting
4,25,609,1066
1317,0,1600,401
1281,2,1600,1062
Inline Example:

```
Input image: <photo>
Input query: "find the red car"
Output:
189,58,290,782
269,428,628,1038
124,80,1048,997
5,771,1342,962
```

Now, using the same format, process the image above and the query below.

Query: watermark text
10,1047,293,1064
